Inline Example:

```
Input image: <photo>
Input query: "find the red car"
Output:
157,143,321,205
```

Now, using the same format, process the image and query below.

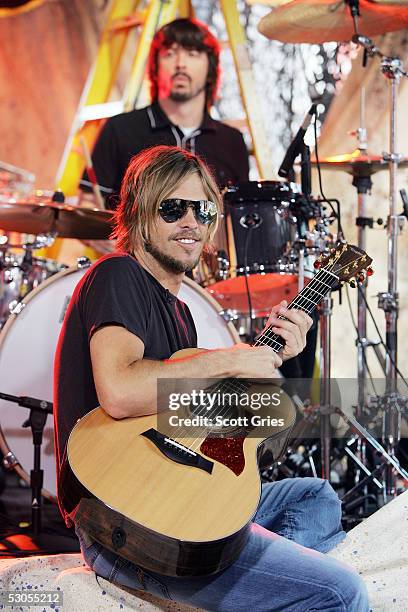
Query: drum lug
3,451,19,470
9,300,25,315
219,309,235,323
77,256,91,269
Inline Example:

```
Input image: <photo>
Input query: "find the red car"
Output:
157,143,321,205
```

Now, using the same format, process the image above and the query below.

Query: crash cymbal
55,205,113,239
257,0,408,44
0,199,113,239
0,201,55,235
310,149,408,176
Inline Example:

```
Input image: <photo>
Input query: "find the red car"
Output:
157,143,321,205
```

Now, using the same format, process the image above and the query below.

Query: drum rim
181,276,240,344
0,263,89,503
0,263,89,347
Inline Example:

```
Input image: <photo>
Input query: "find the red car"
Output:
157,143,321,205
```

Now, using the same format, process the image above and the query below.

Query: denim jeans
75,477,369,611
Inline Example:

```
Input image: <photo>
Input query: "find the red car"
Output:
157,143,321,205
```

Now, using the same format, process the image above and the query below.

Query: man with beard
55,146,368,612
80,17,249,209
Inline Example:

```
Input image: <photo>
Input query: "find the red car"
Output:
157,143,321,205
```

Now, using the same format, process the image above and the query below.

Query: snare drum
0,249,65,327
0,264,239,500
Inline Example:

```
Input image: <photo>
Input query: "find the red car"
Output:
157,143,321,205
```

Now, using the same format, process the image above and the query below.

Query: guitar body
67,348,296,576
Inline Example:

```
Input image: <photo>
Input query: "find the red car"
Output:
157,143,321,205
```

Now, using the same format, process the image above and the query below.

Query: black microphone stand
0,392,53,537
0,392,79,554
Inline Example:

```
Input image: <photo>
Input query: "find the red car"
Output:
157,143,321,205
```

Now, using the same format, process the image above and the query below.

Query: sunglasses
158,198,217,225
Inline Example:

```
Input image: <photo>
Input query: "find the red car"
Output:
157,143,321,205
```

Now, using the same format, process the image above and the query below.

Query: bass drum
0,264,239,501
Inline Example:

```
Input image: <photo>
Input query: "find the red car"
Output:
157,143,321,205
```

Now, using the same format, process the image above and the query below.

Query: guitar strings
186,267,339,452
182,263,352,451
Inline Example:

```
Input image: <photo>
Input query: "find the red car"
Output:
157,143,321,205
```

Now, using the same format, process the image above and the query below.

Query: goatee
169,83,206,104
145,241,199,274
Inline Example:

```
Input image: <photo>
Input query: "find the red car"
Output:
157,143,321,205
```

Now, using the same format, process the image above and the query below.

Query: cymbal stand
352,88,372,415
319,294,333,480
350,89,374,509
352,35,408,497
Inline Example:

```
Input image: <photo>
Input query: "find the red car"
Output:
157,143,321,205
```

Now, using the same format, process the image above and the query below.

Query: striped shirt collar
148,101,218,133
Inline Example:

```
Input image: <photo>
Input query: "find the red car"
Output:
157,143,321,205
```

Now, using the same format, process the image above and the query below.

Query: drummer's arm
77,190,116,254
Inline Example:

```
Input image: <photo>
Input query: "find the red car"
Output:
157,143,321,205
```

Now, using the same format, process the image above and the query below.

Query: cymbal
0,202,55,235
0,200,113,239
310,149,408,175
55,205,113,239
257,0,408,44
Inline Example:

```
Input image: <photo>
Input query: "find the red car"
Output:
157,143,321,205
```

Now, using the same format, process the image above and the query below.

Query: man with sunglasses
55,146,368,612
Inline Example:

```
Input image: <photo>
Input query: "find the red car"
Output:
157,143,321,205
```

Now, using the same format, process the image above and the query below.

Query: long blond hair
111,145,222,253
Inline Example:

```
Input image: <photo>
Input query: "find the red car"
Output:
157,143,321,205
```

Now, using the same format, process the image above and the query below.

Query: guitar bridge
141,428,214,474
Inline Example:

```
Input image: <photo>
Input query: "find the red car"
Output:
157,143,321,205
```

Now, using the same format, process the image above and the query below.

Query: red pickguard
200,436,245,476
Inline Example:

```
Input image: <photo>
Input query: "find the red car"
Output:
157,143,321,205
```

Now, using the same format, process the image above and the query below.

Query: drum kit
1,0,408,535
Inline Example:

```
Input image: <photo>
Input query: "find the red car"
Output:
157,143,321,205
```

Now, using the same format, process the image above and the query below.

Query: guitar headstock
315,242,373,285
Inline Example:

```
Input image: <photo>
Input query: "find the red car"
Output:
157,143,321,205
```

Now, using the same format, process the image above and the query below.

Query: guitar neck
253,267,339,353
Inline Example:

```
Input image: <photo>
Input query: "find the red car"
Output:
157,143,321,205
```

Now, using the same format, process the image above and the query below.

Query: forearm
105,349,236,419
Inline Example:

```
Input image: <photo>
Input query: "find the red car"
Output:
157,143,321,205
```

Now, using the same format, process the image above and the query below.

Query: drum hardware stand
0,391,77,554
285,409,319,479
334,405,408,500
352,35,408,497
349,95,377,512
318,294,333,481
348,88,387,416
0,391,53,537
241,217,262,344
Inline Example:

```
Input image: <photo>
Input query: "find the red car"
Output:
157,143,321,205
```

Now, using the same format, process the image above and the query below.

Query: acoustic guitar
64,242,372,577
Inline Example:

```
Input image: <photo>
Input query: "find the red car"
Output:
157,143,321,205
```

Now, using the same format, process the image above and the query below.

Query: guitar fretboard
254,267,339,353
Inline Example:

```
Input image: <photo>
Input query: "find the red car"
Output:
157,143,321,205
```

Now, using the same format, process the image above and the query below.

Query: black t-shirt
53,253,197,523
81,102,250,208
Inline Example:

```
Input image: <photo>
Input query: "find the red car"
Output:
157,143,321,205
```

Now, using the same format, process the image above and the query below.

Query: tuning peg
313,260,321,269
349,279,357,288
366,267,374,277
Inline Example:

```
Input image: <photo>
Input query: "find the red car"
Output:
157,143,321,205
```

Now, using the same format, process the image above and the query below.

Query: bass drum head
0,266,88,501
178,276,239,348
0,267,239,501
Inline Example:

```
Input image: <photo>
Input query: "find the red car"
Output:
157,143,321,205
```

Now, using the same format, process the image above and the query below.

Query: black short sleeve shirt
53,253,197,521
81,102,250,209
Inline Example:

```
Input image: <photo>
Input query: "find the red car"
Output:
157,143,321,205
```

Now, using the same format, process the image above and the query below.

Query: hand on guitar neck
262,299,312,361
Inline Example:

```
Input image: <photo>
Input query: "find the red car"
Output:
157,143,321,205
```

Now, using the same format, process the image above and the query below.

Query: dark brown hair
148,18,221,107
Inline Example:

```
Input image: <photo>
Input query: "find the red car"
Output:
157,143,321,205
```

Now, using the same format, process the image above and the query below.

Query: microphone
278,104,317,179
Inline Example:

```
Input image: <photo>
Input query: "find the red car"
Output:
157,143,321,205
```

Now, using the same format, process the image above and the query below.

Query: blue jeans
75,478,369,611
